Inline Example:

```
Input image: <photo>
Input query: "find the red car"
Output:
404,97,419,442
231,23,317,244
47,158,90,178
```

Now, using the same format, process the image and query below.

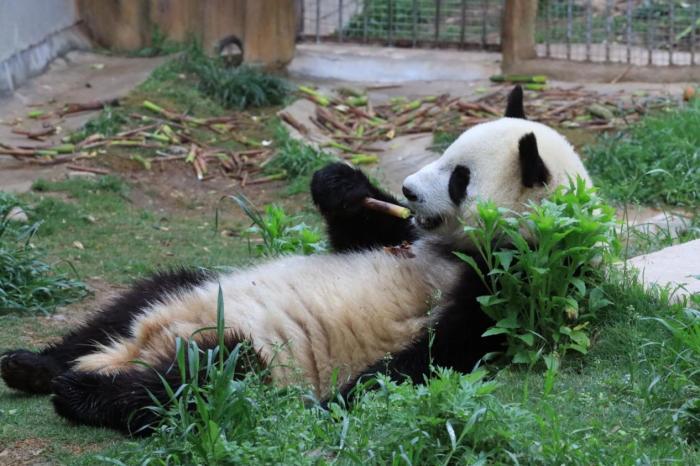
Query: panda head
402,85,592,242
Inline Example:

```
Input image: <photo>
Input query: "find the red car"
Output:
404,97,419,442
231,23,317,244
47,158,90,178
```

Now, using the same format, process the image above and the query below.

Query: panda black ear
519,133,550,188
504,85,526,119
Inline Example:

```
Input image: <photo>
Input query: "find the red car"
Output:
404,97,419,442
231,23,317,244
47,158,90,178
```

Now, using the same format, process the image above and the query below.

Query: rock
626,239,700,299
4,206,28,223
628,212,692,240
67,171,96,180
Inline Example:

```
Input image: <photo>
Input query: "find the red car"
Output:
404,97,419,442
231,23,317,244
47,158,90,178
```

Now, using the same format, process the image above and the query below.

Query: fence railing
300,0,504,49
537,0,699,66
300,0,699,67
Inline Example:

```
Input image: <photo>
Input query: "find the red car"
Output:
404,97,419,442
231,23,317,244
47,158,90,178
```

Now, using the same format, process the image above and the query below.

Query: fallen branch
11,126,57,140
58,99,120,117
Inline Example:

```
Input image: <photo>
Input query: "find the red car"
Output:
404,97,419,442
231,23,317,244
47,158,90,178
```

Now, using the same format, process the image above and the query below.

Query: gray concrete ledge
506,58,700,83
0,24,91,96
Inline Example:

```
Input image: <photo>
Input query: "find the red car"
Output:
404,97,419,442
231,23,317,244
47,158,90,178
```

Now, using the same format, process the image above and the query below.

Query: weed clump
0,193,88,314
179,45,290,110
459,177,619,364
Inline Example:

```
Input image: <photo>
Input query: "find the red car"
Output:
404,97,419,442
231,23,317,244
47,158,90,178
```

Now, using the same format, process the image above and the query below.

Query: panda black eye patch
448,165,470,205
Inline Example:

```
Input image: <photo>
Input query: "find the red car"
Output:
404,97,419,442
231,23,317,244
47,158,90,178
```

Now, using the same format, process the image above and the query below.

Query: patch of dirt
112,161,310,221
0,438,50,465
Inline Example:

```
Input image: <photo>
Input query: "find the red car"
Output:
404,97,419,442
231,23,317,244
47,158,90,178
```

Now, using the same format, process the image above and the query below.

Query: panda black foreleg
1,268,212,395
311,163,416,252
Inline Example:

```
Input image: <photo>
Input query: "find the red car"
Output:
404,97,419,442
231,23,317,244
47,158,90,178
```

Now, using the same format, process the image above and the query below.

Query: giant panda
0,86,591,435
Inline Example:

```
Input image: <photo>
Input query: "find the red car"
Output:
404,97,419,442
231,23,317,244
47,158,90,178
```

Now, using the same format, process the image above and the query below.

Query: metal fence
537,0,699,66
300,0,505,49
300,0,699,67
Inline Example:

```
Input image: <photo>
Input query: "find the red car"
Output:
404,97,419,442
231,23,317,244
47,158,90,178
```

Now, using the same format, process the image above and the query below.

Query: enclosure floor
0,51,165,193
537,43,697,67
290,43,500,83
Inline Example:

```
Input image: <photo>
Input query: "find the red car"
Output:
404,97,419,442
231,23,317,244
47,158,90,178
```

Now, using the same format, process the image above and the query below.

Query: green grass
26,176,255,284
0,193,88,314
585,99,700,208
429,130,461,154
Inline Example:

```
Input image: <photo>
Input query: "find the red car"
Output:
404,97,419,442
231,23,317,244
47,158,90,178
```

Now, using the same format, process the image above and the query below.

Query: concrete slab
627,239,700,299
289,43,500,84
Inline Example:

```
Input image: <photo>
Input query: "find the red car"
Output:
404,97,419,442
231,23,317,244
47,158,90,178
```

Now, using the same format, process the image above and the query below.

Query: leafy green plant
585,98,700,208
179,44,289,110
0,193,88,314
459,177,619,364
229,194,326,257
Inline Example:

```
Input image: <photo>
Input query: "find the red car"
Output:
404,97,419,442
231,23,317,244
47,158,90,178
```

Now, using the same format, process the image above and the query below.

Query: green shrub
0,193,88,314
179,44,289,110
459,177,619,364
585,99,700,207
229,194,326,257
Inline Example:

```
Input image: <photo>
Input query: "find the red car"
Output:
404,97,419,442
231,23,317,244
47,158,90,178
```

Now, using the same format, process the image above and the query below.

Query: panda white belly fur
75,240,460,397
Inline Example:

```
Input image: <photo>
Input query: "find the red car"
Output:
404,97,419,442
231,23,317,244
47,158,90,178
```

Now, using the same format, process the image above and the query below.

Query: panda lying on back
1,86,591,434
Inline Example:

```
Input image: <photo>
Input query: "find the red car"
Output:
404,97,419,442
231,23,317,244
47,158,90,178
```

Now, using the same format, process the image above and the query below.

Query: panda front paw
311,163,376,217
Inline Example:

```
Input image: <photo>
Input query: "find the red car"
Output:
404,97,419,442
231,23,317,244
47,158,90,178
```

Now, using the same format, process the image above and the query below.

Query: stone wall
0,0,87,95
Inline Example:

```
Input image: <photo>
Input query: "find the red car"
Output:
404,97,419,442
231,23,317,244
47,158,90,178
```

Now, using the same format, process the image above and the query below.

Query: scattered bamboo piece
363,197,412,219
66,164,111,175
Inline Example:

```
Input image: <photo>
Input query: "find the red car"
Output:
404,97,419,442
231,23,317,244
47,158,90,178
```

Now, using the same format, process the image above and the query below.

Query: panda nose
402,185,420,202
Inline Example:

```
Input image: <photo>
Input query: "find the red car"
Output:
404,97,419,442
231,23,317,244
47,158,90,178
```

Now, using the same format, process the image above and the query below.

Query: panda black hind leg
1,268,211,395
311,162,416,252
51,333,260,435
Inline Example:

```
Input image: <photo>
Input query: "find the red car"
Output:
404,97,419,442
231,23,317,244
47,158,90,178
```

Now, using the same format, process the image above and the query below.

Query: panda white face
401,87,591,242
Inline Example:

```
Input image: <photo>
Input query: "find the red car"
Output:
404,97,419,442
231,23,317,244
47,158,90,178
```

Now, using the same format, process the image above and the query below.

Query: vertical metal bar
669,1,675,66
388,0,394,45
481,0,488,49
413,0,419,47
315,0,321,43
363,0,369,43
338,0,344,42
545,0,551,58
605,0,612,62
692,0,698,66
460,0,467,48
646,5,653,65
585,0,592,61
435,0,442,42
567,0,573,60
626,0,632,64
